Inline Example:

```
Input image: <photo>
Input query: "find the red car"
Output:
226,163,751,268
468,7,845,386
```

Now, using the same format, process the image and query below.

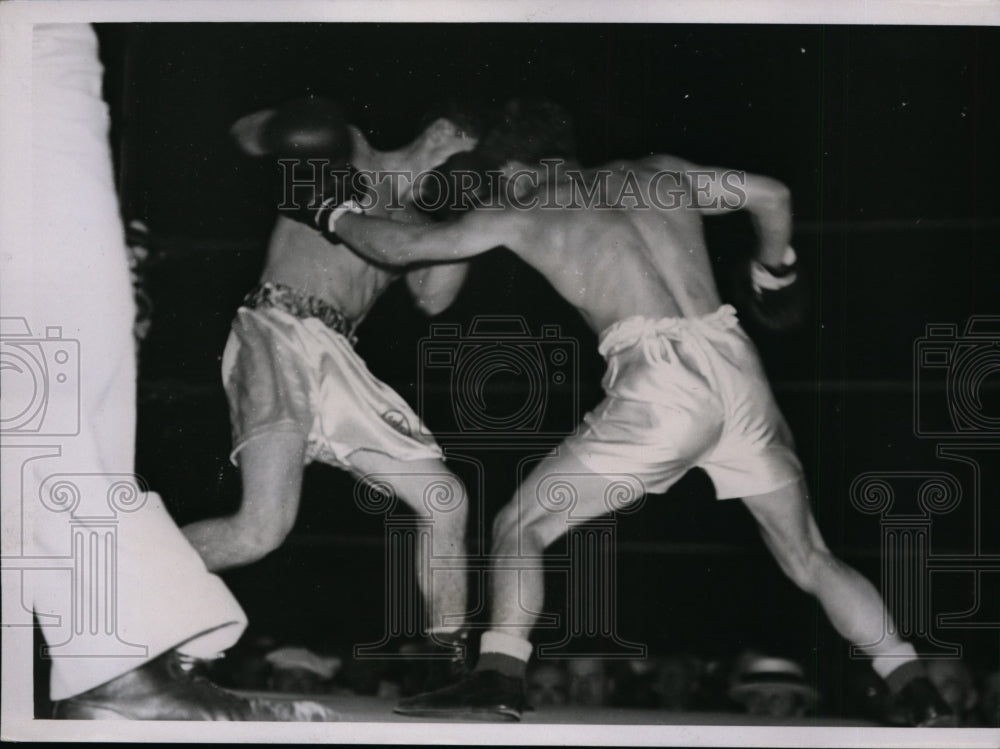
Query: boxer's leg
742,478,907,658
349,451,469,636
485,445,658,650
393,445,668,720
742,479,955,725
182,433,307,571
484,383,719,654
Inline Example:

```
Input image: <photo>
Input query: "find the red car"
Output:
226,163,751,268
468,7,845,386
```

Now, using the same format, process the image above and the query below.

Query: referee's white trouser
0,23,246,700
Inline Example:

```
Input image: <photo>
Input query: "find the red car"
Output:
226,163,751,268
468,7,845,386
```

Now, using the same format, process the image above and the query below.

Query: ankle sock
475,631,532,678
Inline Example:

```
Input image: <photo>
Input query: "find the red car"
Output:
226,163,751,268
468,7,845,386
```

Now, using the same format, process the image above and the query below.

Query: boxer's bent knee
229,508,297,564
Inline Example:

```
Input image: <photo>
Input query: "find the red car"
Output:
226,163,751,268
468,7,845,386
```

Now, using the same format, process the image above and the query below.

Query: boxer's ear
424,117,462,144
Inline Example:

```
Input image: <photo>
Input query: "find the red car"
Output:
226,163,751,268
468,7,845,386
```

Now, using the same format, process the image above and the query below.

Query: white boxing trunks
222,283,443,473
563,305,802,499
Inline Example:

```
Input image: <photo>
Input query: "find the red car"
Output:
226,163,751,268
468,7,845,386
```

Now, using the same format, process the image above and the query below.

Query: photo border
2,1,999,746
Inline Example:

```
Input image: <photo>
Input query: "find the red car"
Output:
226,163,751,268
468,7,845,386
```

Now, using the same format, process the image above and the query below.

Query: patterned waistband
242,282,357,344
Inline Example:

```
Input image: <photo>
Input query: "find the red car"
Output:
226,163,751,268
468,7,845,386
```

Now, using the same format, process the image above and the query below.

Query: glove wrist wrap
752,246,798,292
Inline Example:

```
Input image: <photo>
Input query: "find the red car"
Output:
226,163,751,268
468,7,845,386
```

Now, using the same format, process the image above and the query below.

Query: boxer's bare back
512,158,726,330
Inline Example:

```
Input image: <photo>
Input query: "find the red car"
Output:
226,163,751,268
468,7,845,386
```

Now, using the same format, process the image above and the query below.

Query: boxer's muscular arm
726,171,792,268
404,262,471,315
648,155,793,268
336,209,526,265
649,155,805,330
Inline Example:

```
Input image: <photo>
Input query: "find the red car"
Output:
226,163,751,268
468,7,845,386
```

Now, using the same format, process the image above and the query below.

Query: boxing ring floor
237,691,879,725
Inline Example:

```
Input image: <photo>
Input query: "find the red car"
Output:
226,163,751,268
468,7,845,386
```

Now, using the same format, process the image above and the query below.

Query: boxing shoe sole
917,713,959,728
393,703,522,721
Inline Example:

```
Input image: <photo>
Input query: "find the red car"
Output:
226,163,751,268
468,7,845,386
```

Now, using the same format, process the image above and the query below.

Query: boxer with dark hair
180,97,482,688
476,98,576,165
416,98,490,149
333,99,954,726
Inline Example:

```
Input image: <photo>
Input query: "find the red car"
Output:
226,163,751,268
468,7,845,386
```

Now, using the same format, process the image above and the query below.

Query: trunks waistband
598,304,739,358
242,282,358,344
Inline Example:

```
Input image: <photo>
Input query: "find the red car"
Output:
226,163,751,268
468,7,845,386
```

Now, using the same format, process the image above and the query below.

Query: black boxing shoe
420,630,473,694
886,676,957,727
52,650,340,721
394,669,527,721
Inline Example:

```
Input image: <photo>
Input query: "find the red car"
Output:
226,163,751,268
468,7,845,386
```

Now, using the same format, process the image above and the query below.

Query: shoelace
448,642,470,678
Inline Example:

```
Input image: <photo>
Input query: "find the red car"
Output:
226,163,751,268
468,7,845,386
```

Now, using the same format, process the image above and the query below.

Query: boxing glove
231,96,354,160
414,148,501,221
276,160,369,238
733,246,808,332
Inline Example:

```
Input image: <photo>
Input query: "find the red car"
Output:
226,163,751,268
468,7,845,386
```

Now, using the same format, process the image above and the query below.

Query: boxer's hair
416,98,489,140
479,98,577,166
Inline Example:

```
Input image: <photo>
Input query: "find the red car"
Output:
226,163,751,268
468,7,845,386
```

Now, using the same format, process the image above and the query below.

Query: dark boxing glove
276,161,369,241
735,246,808,332
231,96,353,160
230,97,368,241
414,149,501,221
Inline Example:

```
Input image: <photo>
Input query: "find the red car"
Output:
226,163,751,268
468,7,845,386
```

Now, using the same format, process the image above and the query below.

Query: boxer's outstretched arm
337,209,523,265
404,262,470,315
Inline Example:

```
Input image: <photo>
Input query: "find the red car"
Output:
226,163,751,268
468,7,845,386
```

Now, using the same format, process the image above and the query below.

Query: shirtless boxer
180,98,480,680
331,99,955,726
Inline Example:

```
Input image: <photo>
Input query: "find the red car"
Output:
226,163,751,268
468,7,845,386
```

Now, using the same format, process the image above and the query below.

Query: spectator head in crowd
655,654,706,712
526,663,569,707
566,658,610,707
728,652,819,718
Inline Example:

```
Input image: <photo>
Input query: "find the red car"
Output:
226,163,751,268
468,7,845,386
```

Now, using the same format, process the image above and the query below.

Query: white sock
478,631,533,661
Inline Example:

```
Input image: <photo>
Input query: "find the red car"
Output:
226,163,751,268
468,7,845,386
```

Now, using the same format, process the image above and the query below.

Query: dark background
92,23,998,713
